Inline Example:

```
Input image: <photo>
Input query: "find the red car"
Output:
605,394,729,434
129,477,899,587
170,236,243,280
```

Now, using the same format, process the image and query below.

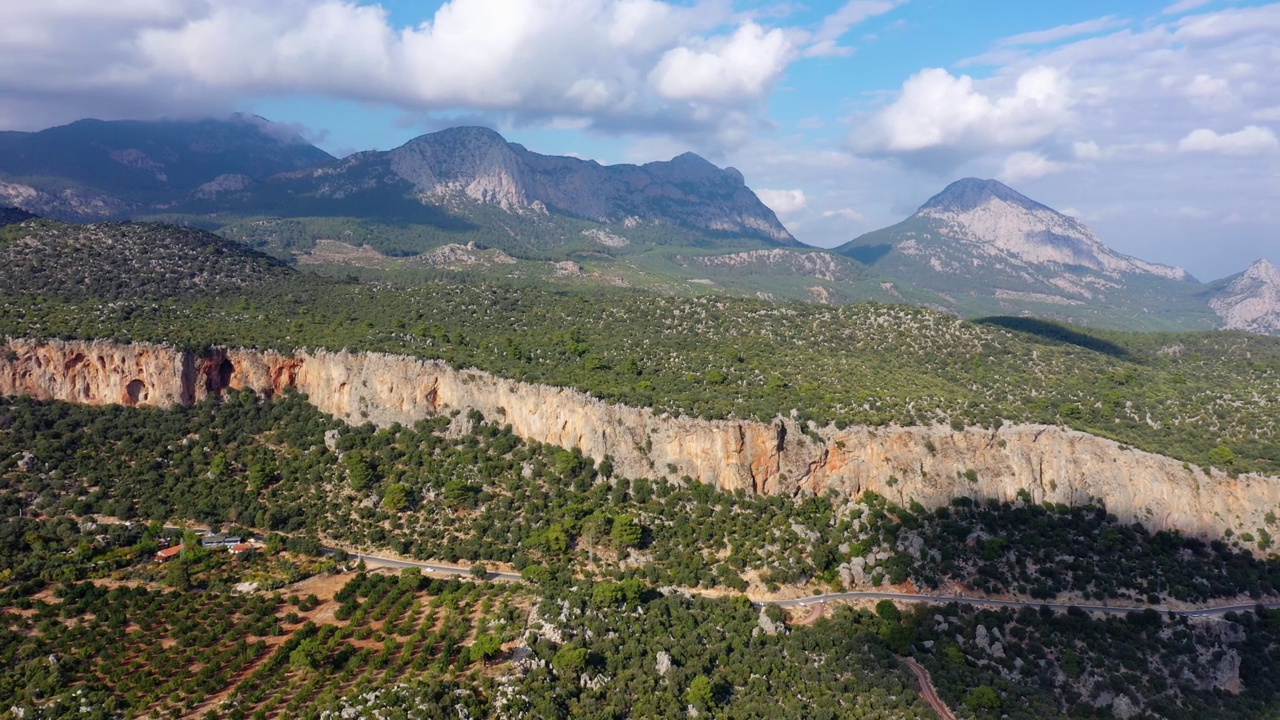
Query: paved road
338,549,524,582
904,657,958,720
765,590,1280,618
326,543,1280,618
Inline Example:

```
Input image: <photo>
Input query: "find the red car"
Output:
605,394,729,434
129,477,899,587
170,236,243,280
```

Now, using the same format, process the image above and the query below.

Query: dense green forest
1,388,1278,718
4,217,1280,718
0,220,290,301
4,393,1276,603
2,272,1278,474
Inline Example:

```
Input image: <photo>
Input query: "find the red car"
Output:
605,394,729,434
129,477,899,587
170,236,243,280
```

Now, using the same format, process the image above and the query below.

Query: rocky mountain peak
365,127,794,242
401,125,508,149
911,177,1191,281
1242,258,1279,284
918,177,1048,215
1209,258,1280,335
389,126,530,210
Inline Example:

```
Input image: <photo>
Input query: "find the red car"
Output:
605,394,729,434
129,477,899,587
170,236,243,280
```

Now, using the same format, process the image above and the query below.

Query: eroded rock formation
3,337,1278,544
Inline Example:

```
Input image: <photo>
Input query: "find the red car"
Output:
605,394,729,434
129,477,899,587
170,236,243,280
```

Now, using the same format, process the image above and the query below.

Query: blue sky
1,0,1277,279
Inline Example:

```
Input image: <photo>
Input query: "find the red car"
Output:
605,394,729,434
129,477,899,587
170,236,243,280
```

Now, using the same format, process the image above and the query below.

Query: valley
2,118,1279,720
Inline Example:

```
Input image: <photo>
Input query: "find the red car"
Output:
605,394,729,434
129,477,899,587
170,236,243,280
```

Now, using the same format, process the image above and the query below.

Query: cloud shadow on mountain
975,316,1130,360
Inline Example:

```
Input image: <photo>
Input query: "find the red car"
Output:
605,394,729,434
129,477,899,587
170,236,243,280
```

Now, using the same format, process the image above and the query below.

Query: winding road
765,590,1280,618
338,550,524,581
332,546,1280,618
904,658,958,720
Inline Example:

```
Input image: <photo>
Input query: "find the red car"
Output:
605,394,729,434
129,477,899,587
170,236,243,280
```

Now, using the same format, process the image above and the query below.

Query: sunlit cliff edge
3,337,1277,547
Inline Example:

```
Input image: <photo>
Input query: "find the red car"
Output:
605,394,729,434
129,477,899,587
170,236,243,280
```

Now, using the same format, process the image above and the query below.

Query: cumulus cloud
832,3,1280,275
756,188,808,216
0,0,803,141
852,65,1073,157
1178,125,1280,154
649,22,794,103
999,151,1065,182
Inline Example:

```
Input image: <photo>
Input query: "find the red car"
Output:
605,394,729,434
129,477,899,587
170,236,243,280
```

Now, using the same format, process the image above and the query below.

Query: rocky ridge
683,248,862,282
834,178,1222,331
302,127,796,244
0,115,333,218
3,338,1277,548
1210,259,1280,334
914,179,1191,281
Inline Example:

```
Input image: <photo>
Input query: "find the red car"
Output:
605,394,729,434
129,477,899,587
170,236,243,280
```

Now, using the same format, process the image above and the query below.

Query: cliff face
314,127,798,244
1210,259,1280,335
4,338,1277,544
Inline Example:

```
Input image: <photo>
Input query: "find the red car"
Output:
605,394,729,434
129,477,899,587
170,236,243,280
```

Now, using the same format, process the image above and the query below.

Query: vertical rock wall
3,337,1278,544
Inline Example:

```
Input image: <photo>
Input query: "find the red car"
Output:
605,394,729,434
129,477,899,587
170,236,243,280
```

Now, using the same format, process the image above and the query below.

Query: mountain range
1,116,1276,335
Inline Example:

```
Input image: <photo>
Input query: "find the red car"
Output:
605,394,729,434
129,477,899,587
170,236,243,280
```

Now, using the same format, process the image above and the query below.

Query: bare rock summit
1209,258,1280,334
911,178,1190,281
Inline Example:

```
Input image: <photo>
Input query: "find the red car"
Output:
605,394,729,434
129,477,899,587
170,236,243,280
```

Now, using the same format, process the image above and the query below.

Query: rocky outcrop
314,127,797,244
1209,259,1280,335
684,248,862,283
913,179,1191,282
835,179,1213,328
3,338,1278,545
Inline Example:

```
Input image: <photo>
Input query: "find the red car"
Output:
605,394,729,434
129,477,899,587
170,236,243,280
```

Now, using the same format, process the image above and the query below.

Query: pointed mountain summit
246,125,796,247
836,178,1213,331
912,178,1191,280
1208,259,1280,335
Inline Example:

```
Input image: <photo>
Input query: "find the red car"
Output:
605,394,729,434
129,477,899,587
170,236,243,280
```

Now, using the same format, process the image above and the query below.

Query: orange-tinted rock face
3,337,1278,546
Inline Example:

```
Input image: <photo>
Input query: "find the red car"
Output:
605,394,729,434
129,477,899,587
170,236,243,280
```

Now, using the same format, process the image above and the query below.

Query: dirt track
904,657,958,720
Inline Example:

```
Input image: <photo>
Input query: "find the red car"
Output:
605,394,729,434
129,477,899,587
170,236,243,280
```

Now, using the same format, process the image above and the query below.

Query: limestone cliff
3,337,1277,545
1209,259,1280,335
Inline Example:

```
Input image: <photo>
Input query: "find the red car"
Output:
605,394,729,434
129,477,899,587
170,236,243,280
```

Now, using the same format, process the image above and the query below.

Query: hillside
0,117,799,258
1208,259,1280,334
0,206,35,226
837,178,1220,331
0,219,293,301
1,391,1278,719
0,115,333,217
1,271,1277,477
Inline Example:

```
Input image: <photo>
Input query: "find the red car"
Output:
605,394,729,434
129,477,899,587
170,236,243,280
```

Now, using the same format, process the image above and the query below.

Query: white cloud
1252,106,1280,122
823,208,865,221
1173,4,1280,41
0,0,798,141
813,1,905,43
1072,140,1170,161
649,22,794,103
1178,125,1279,154
1162,0,1213,15
999,151,1065,182
1072,141,1103,161
997,16,1127,47
756,188,808,216
1174,206,1213,219
802,0,906,57
853,65,1073,155
1185,73,1232,103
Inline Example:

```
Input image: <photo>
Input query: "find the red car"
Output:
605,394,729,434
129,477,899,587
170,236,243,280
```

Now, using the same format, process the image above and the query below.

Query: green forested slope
0,219,291,301
3,277,1277,474
3,393,1279,719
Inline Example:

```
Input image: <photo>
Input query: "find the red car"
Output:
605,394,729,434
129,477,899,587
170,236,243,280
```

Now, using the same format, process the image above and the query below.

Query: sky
1,0,1277,280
